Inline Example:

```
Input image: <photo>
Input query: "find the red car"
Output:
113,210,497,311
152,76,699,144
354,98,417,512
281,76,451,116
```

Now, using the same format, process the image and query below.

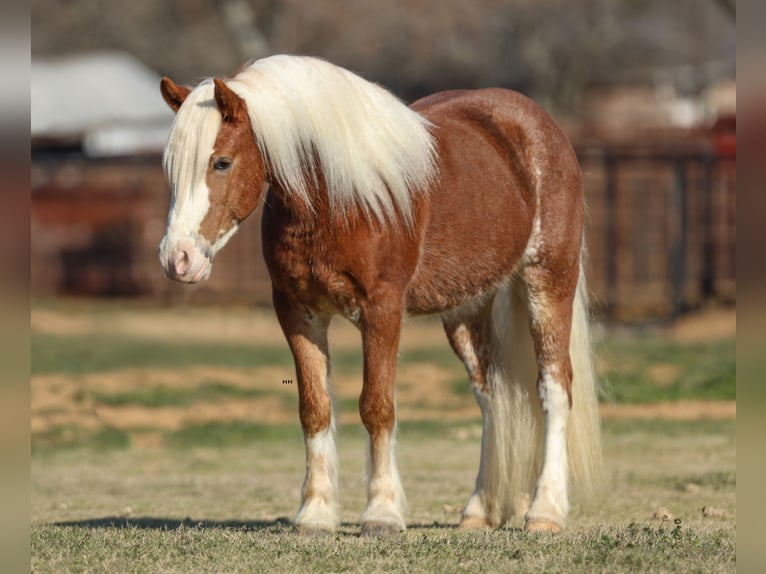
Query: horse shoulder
262,189,423,317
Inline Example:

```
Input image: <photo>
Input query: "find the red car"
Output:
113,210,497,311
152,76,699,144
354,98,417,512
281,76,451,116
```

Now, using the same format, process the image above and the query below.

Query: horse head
158,76,267,283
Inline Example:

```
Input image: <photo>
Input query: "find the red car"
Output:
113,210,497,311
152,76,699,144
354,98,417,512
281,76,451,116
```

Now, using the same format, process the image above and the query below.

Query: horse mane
165,55,438,226
163,80,222,213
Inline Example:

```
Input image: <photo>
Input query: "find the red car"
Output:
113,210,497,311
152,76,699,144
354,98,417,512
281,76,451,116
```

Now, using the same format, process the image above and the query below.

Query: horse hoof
524,518,562,533
361,521,403,537
459,516,493,530
294,524,334,537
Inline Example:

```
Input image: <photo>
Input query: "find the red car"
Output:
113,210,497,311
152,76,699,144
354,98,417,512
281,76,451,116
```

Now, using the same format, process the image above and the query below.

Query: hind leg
442,298,507,529
522,264,578,532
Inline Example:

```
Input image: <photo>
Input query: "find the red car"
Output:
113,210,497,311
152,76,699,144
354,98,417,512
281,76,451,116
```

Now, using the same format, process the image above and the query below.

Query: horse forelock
227,55,439,226
162,80,220,211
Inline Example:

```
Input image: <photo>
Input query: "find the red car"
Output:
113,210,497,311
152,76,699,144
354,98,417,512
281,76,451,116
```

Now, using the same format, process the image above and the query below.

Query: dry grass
32,419,735,573
31,303,735,449
31,301,736,572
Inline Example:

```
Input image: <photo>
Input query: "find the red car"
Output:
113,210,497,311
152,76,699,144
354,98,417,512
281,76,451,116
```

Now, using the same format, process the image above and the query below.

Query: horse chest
262,224,364,322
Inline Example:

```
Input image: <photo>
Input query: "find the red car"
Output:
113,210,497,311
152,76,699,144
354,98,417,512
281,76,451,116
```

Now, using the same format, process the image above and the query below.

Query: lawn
31,302,736,572
31,419,736,573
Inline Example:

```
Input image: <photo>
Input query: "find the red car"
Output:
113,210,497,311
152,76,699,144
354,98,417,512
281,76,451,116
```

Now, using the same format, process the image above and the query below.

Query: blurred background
30,0,738,468
31,0,736,319
29,5,739,569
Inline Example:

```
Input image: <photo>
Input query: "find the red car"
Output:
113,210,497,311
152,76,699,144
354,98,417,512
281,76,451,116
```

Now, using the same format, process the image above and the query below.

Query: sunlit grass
31,333,295,375
598,337,735,403
31,419,736,573
31,521,735,574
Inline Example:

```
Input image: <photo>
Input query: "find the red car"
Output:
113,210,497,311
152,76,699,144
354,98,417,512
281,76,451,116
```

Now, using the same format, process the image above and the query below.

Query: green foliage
31,333,296,375
90,383,284,409
603,418,735,437
598,337,735,404
165,422,302,449
33,426,131,453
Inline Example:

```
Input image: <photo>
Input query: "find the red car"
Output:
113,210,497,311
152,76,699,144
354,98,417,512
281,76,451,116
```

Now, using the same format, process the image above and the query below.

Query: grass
165,421,304,449
31,333,295,375
89,382,286,409
31,522,735,574
31,302,736,572
32,327,735,403
31,419,736,573
33,426,133,453
597,337,735,403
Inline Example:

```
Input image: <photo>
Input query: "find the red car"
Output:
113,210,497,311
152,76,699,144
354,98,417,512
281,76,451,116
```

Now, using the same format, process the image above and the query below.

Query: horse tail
564,254,605,501
481,249,603,525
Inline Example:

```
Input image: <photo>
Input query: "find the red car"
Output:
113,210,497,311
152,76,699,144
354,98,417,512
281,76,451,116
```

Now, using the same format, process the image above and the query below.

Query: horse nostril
174,250,190,276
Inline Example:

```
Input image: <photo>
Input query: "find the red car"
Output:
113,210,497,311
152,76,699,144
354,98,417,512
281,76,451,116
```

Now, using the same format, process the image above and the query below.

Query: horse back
405,88,583,314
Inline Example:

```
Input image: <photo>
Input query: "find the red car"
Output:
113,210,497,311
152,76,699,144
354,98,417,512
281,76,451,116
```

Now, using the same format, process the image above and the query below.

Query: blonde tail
565,261,604,500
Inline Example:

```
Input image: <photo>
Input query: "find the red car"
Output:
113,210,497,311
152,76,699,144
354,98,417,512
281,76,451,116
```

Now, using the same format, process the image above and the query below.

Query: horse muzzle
159,236,212,284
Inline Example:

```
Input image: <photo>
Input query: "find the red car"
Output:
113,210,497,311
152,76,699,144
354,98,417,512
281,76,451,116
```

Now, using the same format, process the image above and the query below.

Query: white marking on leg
361,429,406,530
527,370,570,527
461,366,516,528
462,384,492,519
295,419,339,530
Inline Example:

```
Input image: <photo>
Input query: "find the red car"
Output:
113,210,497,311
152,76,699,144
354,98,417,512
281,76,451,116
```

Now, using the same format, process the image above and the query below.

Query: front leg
359,298,407,536
273,289,338,534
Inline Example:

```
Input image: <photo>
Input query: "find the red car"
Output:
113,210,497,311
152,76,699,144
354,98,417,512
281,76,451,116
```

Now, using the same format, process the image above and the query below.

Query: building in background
32,52,174,157
30,1,736,318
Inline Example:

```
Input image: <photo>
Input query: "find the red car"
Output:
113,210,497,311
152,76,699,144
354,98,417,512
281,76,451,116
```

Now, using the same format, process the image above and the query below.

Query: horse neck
267,178,330,227
265,178,420,243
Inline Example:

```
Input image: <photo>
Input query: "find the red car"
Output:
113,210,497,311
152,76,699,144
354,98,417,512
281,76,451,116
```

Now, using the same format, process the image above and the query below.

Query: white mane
164,55,438,226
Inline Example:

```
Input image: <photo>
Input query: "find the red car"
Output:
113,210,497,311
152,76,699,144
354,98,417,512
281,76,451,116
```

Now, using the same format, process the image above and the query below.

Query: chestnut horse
158,55,602,536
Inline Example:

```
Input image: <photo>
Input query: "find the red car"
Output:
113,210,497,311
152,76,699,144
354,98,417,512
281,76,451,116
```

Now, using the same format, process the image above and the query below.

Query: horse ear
160,77,191,113
213,78,245,123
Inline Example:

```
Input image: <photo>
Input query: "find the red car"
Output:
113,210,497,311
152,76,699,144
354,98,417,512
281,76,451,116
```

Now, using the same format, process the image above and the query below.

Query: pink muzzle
160,236,212,284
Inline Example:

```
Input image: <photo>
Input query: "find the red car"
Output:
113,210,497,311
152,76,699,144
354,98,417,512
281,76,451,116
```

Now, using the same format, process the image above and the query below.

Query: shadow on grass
53,516,293,531
52,516,460,533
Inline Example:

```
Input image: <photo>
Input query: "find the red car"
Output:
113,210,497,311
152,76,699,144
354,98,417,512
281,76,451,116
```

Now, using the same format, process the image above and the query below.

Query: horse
158,54,602,536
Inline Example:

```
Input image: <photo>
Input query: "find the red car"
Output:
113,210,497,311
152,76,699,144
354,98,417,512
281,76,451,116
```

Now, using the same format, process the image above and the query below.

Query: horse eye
213,158,233,172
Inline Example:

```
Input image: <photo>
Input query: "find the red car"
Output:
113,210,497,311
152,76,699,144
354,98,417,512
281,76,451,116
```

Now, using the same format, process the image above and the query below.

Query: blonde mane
164,55,438,226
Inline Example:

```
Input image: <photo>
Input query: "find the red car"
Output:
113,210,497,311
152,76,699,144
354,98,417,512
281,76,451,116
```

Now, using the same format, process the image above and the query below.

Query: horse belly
405,122,534,315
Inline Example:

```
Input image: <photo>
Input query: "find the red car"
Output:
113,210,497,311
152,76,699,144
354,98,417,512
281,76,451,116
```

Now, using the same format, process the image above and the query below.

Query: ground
30,301,736,573
31,303,735,442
